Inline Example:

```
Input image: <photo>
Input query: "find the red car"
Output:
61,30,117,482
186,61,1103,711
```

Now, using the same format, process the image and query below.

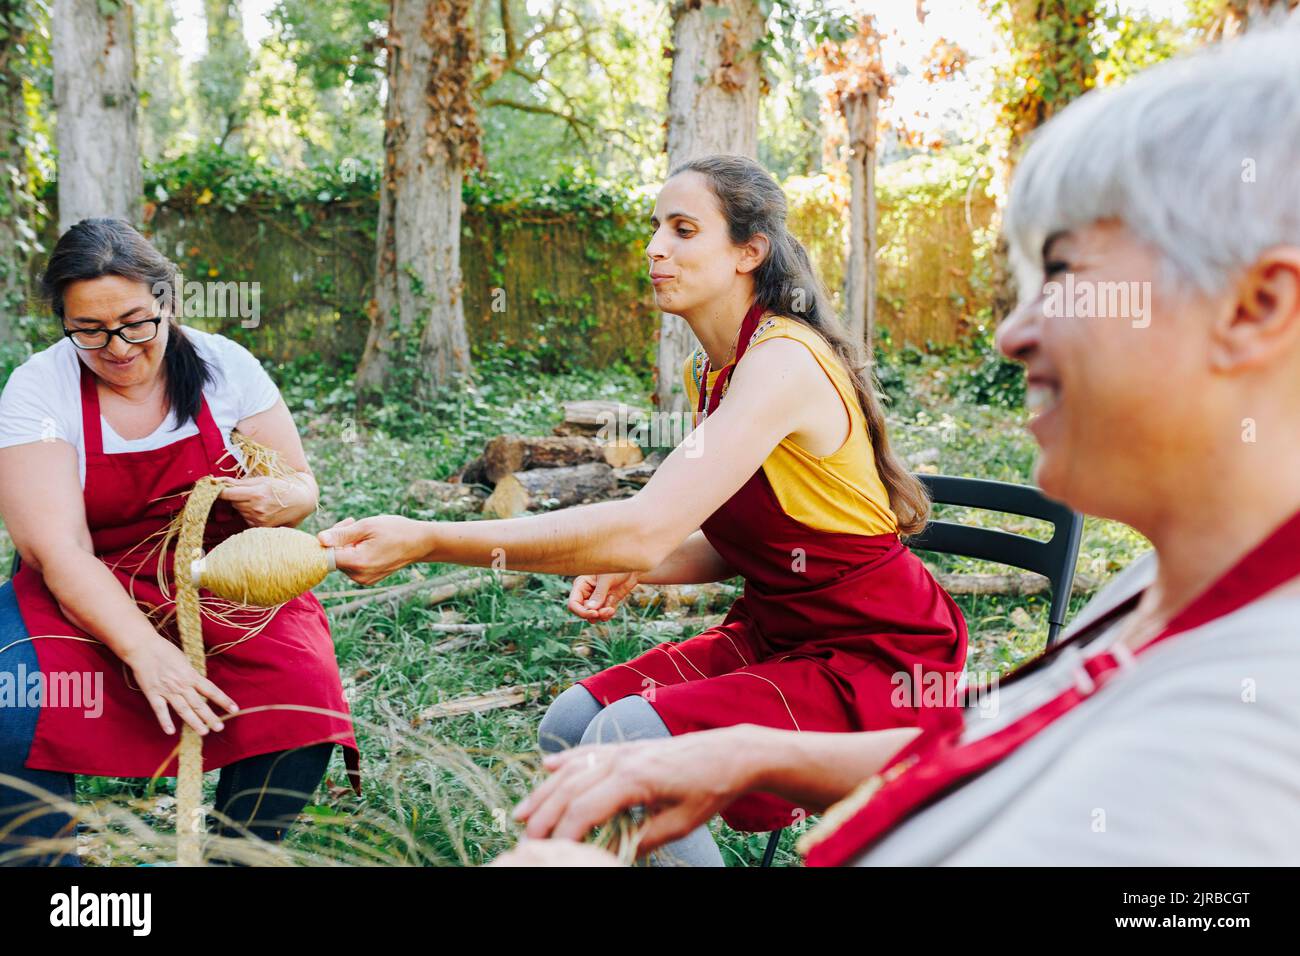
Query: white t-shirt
0,327,282,485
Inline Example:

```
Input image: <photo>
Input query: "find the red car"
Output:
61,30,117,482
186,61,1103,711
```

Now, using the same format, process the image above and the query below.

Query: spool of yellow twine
172,455,335,865
191,526,335,607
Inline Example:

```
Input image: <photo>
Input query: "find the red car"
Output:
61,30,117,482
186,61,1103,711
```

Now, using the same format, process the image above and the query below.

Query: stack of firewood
406,400,665,518
400,401,1101,601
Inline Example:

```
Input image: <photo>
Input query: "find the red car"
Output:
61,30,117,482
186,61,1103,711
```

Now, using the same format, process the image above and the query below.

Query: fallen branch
928,569,1098,597
625,582,741,613
318,583,411,601
427,623,489,634
416,683,542,722
578,614,725,644
328,569,530,617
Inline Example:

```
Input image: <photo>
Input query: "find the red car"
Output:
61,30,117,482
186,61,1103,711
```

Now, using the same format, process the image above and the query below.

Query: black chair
757,473,1084,867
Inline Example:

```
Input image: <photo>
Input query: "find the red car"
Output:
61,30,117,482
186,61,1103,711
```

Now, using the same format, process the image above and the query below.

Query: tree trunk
656,0,764,415
136,0,189,162
1210,0,1299,36
988,0,1103,326
842,88,879,364
52,0,141,233
0,1,37,334
197,0,250,150
356,0,478,402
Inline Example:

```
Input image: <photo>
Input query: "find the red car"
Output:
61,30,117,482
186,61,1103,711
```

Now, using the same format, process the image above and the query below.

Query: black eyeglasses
62,317,163,351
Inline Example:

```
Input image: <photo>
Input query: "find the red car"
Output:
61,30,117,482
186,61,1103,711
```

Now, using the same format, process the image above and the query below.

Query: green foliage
143,146,382,213
0,0,50,317
269,0,387,93
136,0,196,161
985,0,1113,149
194,1,253,150
1094,7,1190,85
947,329,1027,410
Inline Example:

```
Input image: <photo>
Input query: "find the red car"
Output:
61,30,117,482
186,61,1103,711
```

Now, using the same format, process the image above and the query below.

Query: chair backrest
908,474,1084,647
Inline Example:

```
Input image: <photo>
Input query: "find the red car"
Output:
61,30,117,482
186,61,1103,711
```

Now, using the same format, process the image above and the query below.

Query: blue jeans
0,580,332,866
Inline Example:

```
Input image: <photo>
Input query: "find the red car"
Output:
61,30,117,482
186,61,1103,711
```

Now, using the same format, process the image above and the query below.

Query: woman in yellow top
318,154,967,866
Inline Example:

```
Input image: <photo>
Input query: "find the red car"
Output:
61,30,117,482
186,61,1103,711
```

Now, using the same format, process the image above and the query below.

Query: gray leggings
537,685,724,867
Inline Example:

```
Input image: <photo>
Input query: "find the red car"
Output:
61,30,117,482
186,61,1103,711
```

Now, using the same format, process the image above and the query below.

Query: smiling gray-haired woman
498,20,1300,867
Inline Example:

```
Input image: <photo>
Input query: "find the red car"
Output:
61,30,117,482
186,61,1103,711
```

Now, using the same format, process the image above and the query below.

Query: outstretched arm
320,338,832,585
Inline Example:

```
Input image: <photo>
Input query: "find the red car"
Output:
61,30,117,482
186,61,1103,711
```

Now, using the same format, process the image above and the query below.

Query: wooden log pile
405,400,658,519
394,400,1102,601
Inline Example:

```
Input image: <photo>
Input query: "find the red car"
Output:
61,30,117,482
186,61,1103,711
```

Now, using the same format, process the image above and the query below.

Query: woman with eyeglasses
0,219,358,866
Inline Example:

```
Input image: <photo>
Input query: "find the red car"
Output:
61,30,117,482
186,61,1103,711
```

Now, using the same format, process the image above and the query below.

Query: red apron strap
77,360,104,459
696,300,768,418
193,387,228,465
79,353,225,464
804,505,1300,866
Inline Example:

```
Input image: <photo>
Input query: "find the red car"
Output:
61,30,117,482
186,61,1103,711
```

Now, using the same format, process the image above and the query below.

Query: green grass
0,344,1149,867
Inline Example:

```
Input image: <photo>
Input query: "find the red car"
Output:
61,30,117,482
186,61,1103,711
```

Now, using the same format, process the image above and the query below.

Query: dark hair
41,218,213,427
671,154,931,535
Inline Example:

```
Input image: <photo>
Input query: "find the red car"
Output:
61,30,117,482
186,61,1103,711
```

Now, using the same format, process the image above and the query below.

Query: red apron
803,506,1300,866
580,303,968,831
11,361,360,786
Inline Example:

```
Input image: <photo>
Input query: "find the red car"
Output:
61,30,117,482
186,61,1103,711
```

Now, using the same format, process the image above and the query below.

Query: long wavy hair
673,154,930,535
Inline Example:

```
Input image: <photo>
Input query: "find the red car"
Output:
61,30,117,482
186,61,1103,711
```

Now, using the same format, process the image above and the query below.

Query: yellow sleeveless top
684,314,899,537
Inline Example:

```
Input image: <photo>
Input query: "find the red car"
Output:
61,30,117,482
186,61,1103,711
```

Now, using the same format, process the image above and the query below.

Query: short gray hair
1005,16,1300,300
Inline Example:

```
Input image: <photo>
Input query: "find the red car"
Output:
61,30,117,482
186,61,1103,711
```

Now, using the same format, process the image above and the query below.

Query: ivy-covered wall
26,150,991,369
29,155,658,370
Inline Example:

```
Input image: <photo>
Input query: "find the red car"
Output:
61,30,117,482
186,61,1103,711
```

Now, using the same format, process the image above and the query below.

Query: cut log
600,440,644,470
552,400,647,438
612,450,665,487
453,455,489,487
482,435,643,483
406,479,489,515
482,462,619,517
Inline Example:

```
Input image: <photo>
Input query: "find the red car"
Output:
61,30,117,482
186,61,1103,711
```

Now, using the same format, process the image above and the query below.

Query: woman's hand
217,473,317,528
122,637,239,737
317,515,428,586
488,838,623,867
512,726,756,855
567,572,641,622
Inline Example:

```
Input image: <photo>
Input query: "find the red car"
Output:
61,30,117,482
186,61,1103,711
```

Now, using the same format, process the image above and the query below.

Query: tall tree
985,0,1102,323
816,15,889,363
656,0,765,415
137,0,192,161
354,0,481,400
51,0,141,231
196,0,251,149
1193,0,1298,36
0,0,42,334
